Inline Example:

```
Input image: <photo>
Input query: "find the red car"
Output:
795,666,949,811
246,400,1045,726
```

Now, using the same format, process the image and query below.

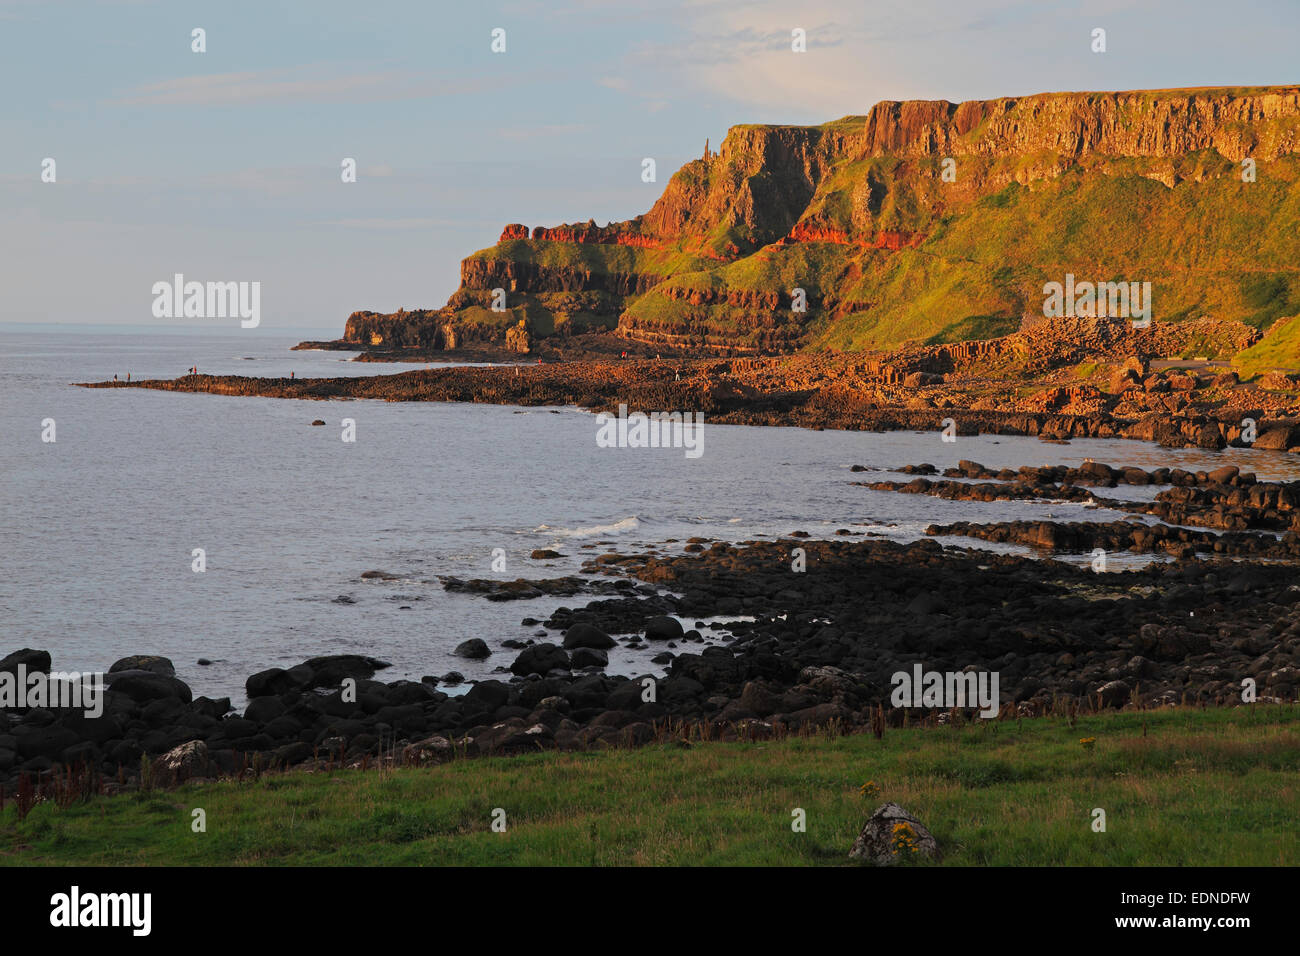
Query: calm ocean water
4,324,1298,701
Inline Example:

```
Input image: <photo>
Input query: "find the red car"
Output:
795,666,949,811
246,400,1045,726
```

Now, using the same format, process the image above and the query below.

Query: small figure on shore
126,373,130,382
621,350,627,359
290,371,294,379
113,374,118,381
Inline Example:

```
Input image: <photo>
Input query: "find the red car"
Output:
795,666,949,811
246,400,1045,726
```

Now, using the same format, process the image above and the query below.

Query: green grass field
3,706,1296,866
1235,313,1300,376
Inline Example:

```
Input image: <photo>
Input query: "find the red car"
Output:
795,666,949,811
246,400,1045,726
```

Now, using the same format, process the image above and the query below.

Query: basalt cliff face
330,87,1300,360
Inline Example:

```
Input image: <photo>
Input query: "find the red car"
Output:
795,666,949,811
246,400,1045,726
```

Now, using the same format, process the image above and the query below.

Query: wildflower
859,780,881,798
1080,736,1096,752
891,821,920,857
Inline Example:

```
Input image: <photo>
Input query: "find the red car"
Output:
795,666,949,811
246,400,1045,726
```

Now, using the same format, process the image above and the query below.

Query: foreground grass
3,706,1297,866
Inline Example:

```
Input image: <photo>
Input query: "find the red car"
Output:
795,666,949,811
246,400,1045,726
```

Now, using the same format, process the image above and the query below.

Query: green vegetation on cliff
1236,313,1300,375
346,87,1300,360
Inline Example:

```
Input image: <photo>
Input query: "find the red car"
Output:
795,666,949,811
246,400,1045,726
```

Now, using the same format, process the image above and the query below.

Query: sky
2,0,1298,331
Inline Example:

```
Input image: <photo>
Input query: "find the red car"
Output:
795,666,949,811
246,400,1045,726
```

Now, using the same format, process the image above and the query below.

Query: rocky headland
296,86,1300,361
80,318,1300,452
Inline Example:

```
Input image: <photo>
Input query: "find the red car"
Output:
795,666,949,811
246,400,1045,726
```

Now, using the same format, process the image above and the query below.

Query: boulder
848,802,940,865
1095,679,1131,708
1254,425,1300,450
302,654,391,688
246,668,293,698
644,616,684,642
0,648,51,676
510,643,571,677
108,673,193,705
402,735,453,764
244,696,286,724
1206,465,1239,485
570,647,609,669
15,725,81,760
464,679,511,711
562,623,616,649
108,655,176,677
453,639,491,660
153,740,211,781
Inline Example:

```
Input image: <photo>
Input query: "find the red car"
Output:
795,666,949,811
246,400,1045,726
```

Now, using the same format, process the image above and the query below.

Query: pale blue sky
3,0,1298,329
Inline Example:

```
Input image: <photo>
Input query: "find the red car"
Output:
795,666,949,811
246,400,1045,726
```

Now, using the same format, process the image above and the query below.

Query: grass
1235,313,1300,376
2,706,1296,866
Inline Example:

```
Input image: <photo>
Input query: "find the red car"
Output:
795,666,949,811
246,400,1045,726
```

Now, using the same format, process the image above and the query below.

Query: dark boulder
302,654,391,688
109,655,176,677
562,624,616,649
0,648,51,675
246,668,294,698
108,673,193,705
510,643,570,676
570,647,609,669
453,639,491,660
464,679,511,712
644,616,684,642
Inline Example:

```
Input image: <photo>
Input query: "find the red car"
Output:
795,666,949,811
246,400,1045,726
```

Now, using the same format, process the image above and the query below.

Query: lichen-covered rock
849,802,940,865
154,740,210,782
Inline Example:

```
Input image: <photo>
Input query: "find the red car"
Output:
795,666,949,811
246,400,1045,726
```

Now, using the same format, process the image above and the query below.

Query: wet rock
510,643,570,677
644,616,684,642
464,679,511,712
0,648,51,676
108,673,193,705
246,668,293,698
570,647,609,669
109,655,176,677
562,623,616,649
454,639,491,660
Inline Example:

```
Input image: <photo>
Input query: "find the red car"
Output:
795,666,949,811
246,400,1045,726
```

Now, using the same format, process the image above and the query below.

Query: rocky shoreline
857,458,1300,556
77,348,1300,454
5,474,1298,793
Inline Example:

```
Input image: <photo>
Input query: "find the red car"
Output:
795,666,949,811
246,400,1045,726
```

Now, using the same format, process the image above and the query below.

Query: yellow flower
890,821,920,857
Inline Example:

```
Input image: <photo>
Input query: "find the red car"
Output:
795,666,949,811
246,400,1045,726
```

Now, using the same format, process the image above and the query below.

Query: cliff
333,86,1300,358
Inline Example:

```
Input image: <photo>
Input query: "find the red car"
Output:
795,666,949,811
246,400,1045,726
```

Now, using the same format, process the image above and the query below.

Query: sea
4,323,1298,702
